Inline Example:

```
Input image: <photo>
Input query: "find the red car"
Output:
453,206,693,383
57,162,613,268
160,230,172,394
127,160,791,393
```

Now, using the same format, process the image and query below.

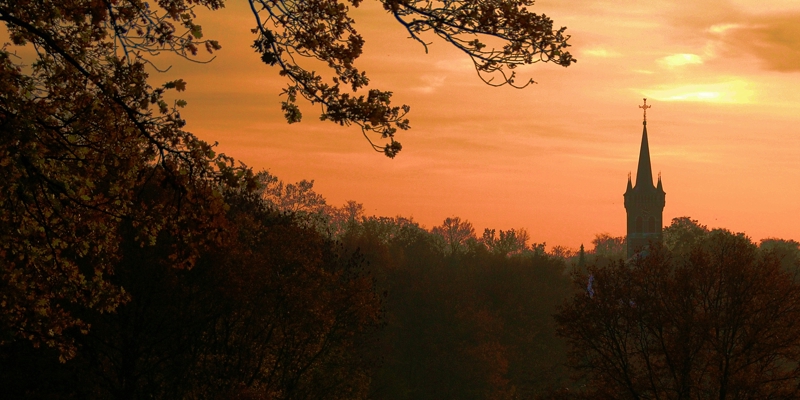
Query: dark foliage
0,188,382,399
556,226,800,399
339,216,573,399
1,0,574,356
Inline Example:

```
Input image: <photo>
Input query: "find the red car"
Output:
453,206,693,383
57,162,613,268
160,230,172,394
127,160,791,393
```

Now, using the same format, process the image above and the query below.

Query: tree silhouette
0,0,575,353
0,186,382,399
662,216,709,256
0,5,239,355
248,0,576,155
759,237,800,277
335,214,572,399
481,228,530,257
556,229,800,399
432,216,476,256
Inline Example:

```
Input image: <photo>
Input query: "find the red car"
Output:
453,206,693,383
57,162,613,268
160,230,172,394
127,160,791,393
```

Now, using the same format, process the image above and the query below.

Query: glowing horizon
143,0,799,249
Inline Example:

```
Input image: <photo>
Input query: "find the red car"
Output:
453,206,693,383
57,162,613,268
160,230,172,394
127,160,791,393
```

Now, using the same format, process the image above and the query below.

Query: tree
759,238,800,277
0,184,382,399
662,216,709,256
2,0,575,157
0,0,574,355
248,0,576,156
331,213,573,399
549,245,577,261
185,190,383,400
0,2,241,356
591,233,626,263
481,228,530,257
556,229,800,399
432,216,476,256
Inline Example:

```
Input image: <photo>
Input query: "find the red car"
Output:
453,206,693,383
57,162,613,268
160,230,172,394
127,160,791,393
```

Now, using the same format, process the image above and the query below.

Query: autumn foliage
7,1,800,399
0,0,577,361
0,184,383,399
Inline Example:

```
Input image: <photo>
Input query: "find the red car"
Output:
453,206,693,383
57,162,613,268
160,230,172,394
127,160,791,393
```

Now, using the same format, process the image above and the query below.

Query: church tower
624,99,665,258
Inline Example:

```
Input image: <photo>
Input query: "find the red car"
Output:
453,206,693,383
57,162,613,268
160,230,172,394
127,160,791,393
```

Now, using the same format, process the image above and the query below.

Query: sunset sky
158,0,800,249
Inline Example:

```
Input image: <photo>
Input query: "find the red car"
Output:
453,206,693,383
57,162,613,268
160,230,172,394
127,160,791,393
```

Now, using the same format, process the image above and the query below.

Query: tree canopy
249,0,576,156
556,226,800,399
0,184,383,399
0,0,574,355
2,0,575,157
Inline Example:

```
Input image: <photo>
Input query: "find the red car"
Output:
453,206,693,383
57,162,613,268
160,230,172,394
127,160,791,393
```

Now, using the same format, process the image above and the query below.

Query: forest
3,0,800,399
2,171,800,399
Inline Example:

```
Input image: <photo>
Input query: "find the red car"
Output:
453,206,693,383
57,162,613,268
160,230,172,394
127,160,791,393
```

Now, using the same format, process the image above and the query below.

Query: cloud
582,47,621,58
658,53,703,68
411,75,447,94
708,23,742,34
711,15,800,72
643,80,754,104
670,3,800,73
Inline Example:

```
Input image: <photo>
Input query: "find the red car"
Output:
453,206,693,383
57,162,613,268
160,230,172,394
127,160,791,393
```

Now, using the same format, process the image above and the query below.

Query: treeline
2,172,799,399
0,169,598,398
0,175,381,399
558,220,800,399
0,171,576,399
250,173,576,397
342,216,571,399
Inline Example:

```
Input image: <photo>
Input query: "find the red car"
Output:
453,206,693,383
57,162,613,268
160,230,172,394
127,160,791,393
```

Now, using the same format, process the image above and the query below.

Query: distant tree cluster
556,217,800,399
216,178,581,398
342,214,571,399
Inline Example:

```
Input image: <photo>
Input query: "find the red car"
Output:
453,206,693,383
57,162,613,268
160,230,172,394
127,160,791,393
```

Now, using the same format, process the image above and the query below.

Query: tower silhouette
624,99,665,258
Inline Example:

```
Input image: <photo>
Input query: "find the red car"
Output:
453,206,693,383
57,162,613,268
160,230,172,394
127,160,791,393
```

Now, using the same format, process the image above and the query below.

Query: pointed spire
626,172,633,191
635,122,654,188
657,172,663,191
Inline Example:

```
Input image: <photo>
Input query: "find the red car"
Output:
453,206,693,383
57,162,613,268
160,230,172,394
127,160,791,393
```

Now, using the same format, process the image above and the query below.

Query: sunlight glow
658,53,703,68
644,80,755,103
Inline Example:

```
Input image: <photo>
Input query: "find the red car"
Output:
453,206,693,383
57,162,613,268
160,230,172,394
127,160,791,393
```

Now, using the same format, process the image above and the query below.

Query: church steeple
624,99,665,258
635,122,654,189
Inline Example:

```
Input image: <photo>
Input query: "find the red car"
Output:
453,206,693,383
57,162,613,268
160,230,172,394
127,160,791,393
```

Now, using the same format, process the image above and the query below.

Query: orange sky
148,0,800,249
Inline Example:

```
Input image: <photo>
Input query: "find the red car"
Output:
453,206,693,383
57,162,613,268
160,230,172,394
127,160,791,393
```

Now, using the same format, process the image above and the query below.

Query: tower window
647,217,655,233
636,216,643,233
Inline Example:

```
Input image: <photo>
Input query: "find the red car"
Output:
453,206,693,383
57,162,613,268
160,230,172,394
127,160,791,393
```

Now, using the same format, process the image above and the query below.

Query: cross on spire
639,98,651,123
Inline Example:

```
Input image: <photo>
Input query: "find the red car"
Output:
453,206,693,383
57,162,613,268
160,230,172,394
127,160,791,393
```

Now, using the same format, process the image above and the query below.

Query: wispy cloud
708,23,742,34
582,47,621,58
658,53,703,68
412,75,447,94
643,80,754,103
